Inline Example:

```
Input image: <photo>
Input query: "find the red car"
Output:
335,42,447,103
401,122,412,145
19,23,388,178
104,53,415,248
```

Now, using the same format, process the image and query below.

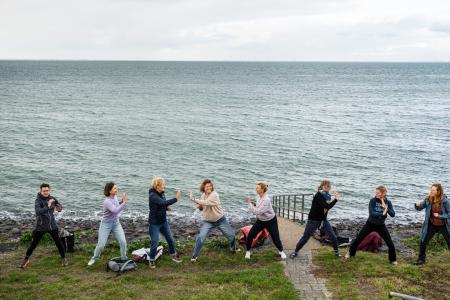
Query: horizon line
1,59,449,63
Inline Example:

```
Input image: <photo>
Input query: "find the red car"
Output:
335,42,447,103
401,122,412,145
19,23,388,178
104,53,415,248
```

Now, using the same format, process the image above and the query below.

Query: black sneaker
289,252,298,259
414,259,425,265
190,256,197,262
149,261,156,269
19,257,30,269
171,254,182,263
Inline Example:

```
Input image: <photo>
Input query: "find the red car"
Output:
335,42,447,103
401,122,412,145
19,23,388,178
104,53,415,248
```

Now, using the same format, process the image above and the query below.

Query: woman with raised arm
290,180,341,258
189,179,236,262
245,181,286,260
414,183,450,265
345,185,398,264
147,176,182,268
88,182,128,266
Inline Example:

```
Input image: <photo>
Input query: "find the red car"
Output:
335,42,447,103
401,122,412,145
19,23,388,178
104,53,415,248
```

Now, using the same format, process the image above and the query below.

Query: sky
1,0,450,61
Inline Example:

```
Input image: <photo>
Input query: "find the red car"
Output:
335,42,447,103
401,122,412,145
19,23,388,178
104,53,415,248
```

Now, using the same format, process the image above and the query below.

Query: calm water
0,61,449,224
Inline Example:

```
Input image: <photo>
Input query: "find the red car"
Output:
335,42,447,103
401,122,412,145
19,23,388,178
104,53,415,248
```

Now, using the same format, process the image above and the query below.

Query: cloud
0,0,449,60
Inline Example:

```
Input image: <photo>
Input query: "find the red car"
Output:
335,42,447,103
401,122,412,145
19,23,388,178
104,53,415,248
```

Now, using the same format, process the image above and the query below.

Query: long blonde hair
428,183,444,204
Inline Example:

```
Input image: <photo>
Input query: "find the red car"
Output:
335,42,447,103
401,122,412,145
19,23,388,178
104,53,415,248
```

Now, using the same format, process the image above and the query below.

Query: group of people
19,179,450,270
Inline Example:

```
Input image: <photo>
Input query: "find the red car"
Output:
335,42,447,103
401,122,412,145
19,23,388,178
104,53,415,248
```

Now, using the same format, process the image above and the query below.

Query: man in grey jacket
19,183,67,269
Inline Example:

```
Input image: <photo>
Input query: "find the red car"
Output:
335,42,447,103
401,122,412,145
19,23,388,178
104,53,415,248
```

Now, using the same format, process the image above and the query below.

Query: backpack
59,230,75,253
106,257,138,275
239,225,269,248
131,246,163,263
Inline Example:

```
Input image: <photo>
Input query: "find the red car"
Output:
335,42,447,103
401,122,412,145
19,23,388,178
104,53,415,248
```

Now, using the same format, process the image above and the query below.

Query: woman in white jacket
245,182,286,259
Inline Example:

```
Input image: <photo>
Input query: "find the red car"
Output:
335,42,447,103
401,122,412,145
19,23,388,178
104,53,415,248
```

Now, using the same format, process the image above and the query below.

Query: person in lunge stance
290,180,341,258
148,176,182,268
245,182,286,259
189,179,237,262
414,183,450,265
345,185,398,265
20,183,67,269
88,182,128,266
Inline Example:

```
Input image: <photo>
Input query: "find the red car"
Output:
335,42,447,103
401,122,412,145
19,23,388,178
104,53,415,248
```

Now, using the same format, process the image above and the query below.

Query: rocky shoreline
0,216,253,252
0,216,423,257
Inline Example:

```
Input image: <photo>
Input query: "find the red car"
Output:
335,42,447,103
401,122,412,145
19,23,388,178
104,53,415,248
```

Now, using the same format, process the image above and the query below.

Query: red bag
239,225,269,248
357,232,383,253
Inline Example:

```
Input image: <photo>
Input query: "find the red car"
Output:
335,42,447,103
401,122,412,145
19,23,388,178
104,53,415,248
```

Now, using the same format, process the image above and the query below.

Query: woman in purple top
87,182,128,266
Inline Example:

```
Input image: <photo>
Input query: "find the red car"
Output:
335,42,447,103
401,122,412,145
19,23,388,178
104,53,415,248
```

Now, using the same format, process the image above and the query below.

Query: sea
1,61,449,224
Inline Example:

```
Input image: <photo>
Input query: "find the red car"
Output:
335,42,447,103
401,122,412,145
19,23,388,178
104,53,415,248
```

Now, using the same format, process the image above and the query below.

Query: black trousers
418,223,450,261
349,221,397,262
246,217,283,251
25,229,65,258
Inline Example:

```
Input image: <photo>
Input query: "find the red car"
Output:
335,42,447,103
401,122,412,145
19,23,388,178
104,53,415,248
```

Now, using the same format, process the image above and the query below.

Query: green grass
0,236,297,300
312,242,450,300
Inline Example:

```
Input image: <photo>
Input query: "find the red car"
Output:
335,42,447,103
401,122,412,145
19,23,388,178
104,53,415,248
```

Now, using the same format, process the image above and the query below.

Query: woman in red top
414,183,450,265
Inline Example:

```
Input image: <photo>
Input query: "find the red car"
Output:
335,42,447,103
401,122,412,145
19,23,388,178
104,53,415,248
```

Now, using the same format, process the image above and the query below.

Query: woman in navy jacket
346,185,398,264
148,176,182,268
414,183,450,265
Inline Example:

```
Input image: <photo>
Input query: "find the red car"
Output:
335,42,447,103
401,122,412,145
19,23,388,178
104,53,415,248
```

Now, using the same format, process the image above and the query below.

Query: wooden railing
272,193,314,224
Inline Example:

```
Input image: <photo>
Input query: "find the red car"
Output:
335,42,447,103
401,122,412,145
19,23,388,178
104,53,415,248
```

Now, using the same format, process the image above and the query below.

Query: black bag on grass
106,257,138,275
60,231,75,253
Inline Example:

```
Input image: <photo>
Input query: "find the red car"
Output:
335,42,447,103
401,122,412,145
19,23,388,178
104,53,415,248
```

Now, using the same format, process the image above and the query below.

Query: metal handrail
272,193,314,224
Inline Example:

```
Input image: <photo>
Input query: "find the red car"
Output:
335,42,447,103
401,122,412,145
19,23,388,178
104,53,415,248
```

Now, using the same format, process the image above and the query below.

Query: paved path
278,217,332,300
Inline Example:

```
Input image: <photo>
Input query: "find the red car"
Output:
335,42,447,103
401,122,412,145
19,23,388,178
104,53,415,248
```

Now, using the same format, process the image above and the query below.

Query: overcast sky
1,0,450,61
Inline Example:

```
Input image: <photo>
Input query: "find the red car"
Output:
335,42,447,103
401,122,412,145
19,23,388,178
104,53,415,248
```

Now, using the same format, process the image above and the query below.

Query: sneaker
335,252,342,258
391,261,398,265
230,247,242,254
245,251,251,259
191,256,197,263
289,252,298,259
62,258,68,267
344,252,350,260
149,261,156,269
19,257,30,269
279,251,287,260
414,259,425,265
87,258,96,266
171,254,182,263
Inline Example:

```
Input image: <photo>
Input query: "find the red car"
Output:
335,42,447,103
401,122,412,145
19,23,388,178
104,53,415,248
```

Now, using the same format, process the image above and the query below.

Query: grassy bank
0,236,297,300
312,235,450,300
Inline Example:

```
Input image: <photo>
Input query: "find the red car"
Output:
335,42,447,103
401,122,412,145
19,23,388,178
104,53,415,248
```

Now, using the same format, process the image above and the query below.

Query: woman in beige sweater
188,179,237,262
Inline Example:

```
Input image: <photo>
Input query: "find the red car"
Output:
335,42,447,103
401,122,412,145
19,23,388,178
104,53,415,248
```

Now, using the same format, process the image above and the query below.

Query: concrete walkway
278,217,332,300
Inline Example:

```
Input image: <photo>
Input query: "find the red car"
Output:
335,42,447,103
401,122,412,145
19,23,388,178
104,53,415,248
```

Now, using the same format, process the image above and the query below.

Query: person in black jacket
345,185,398,264
290,180,340,258
148,176,182,268
19,183,67,269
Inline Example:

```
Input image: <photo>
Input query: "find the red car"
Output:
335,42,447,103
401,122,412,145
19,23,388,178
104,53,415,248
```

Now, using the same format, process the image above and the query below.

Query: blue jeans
149,221,177,261
192,216,236,258
295,219,338,253
91,220,127,260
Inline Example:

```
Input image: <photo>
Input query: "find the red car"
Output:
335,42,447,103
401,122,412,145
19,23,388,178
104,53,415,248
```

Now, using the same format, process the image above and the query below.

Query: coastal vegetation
313,235,449,300
1,236,297,300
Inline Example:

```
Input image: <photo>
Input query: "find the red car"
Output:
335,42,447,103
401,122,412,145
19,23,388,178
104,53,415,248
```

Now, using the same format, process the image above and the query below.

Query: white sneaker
245,251,251,259
279,251,287,260
87,258,96,266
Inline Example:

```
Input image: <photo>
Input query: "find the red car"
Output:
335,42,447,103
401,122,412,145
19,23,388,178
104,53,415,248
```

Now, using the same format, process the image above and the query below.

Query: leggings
418,222,450,261
26,229,65,258
349,221,396,262
246,216,283,251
